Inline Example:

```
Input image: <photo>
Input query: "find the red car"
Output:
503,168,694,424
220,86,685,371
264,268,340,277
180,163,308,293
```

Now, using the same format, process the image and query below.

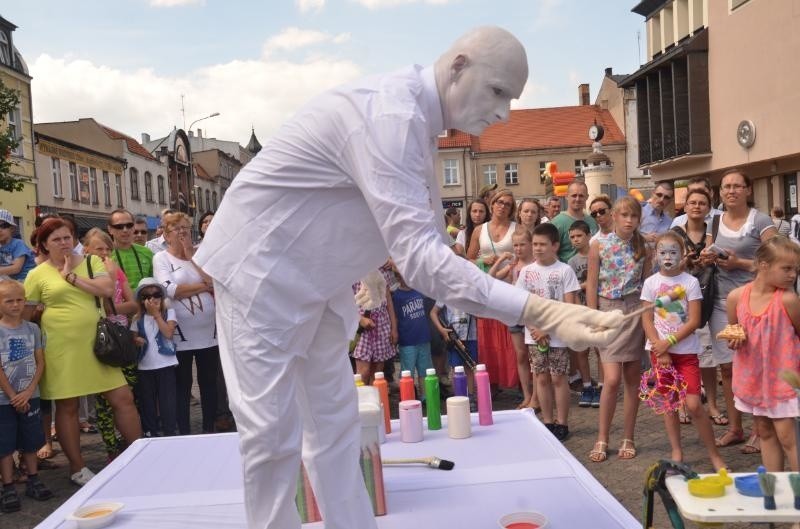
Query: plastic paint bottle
399,370,416,402
475,363,493,426
424,368,441,430
372,371,391,434
354,374,364,387
453,365,468,398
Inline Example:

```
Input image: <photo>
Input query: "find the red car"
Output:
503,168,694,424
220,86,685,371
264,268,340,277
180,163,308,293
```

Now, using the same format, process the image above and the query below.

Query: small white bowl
498,511,549,529
66,502,124,529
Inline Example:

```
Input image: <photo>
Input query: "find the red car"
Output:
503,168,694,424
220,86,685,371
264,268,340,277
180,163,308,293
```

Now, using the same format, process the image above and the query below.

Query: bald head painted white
435,26,528,136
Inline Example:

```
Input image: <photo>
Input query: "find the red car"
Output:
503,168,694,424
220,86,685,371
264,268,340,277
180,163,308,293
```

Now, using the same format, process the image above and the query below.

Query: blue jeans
398,343,433,383
137,366,177,436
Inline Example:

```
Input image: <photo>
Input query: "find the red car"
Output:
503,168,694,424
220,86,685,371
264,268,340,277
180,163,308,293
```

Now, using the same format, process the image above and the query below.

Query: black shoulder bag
87,256,138,367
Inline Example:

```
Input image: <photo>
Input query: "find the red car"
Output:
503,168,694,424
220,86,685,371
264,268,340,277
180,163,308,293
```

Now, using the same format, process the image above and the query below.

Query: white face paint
656,241,681,271
441,30,528,136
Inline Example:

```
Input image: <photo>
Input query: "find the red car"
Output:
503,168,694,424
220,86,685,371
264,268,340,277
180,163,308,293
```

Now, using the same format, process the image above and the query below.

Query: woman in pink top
724,237,800,471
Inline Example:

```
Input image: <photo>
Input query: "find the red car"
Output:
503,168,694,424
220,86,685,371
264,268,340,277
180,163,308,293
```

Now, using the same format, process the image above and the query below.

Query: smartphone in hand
707,244,729,259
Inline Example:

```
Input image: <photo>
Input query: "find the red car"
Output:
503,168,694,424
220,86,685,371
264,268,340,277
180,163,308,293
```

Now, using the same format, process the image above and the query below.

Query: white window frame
144,171,153,202
157,175,165,204
89,167,98,205
68,162,79,201
0,31,9,67
483,164,497,186
115,174,123,207
443,159,459,186
129,168,140,201
205,189,211,211
51,158,63,198
504,163,519,185
7,107,22,157
574,159,587,176
102,171,111,206
212,191,218,210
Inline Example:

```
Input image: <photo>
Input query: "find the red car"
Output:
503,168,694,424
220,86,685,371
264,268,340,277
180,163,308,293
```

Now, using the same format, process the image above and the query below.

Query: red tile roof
99,124,157,161
438,106,625,154
438,129,475,149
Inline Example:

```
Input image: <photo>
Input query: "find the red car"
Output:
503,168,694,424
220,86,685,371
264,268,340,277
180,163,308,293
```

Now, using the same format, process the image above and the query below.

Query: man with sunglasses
132,216,150,247
551,181,597,262
641,181,674,245
0,209,35,281
107,209,154,290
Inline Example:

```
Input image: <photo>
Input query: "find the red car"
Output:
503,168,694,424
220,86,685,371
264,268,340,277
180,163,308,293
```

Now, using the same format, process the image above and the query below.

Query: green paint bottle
424,368,441,430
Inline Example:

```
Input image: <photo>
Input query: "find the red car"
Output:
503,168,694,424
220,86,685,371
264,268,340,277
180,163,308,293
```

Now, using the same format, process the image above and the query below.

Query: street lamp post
186,112,220,237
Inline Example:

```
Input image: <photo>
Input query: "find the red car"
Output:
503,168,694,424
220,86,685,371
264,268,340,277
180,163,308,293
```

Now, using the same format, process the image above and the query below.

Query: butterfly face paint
656,240,682,271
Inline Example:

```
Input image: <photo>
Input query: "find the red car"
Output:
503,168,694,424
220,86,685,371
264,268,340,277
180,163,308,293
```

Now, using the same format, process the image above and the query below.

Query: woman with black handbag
23,218,141,486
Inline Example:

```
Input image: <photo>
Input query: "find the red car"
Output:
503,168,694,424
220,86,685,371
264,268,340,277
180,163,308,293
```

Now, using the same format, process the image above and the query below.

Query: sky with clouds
5,0,645,146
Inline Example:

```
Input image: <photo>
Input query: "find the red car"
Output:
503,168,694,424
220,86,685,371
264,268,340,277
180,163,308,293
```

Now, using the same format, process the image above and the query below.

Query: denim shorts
0,398,45,456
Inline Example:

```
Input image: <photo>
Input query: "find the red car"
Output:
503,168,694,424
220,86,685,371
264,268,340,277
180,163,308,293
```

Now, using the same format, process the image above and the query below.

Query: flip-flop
741,432,761,454
709,413,729,426
715,429,745,447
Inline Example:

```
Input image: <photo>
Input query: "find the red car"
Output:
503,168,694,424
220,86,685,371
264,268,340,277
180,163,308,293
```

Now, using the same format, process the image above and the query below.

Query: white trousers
215,285,377,529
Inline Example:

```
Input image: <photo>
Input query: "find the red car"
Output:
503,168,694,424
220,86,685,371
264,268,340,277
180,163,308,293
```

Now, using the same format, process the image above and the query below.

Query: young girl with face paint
640,232,726,471
489,227,539,410
724,237,800,471
586,197,650,463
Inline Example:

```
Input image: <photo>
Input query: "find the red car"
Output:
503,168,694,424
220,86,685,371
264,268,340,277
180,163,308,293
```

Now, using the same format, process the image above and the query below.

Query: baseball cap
0,210,16,227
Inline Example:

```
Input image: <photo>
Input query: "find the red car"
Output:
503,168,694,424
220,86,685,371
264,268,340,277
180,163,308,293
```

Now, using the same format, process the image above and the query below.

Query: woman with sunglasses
23,218,141,485
589,195,614,242
467,189,520,389
153,212,219,434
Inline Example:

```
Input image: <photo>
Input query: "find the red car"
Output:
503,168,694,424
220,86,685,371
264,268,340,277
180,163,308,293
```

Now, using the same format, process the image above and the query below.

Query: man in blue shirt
640,182,674,246
0,210,36,281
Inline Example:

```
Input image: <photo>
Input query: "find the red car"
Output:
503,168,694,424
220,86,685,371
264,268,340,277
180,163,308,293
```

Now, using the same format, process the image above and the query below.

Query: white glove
354,270,387,311
522,294,625,351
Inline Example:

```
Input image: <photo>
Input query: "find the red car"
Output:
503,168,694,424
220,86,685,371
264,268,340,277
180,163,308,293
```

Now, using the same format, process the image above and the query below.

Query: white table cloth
38,410,639,529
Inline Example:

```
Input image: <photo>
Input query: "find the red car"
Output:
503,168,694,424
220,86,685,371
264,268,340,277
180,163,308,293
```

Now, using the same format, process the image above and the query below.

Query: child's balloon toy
639,365,688,415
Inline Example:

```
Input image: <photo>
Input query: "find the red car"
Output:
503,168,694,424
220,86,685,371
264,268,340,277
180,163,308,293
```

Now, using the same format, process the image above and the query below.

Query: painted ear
450,54,468,79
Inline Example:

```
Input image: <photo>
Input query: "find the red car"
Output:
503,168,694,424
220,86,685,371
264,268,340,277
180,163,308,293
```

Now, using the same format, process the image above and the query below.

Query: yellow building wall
0,69,37,241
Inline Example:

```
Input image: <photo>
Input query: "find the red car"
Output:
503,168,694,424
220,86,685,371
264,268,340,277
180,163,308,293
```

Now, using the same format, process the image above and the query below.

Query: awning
619,28,708,88
74,215,109,234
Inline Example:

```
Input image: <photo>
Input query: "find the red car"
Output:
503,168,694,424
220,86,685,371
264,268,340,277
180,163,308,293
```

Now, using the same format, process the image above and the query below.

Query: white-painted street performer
194,26,625,529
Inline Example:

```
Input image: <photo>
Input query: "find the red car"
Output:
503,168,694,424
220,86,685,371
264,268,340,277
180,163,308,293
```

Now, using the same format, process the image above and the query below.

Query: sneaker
1,486,20,513
591,386,602,408
579,386,594,407
70,467,95,487
553,424,570,441
25,479,54,501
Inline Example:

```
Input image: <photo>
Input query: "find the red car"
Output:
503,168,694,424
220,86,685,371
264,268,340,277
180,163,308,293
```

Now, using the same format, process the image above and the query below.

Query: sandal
618,439,637,459
741,431,761,454
715,429,745,447
709,413,729,426
37,442,55,460
678,406,691,425
25,479,54,501
588,441,608,463
0,486,21,513
79,422,98,434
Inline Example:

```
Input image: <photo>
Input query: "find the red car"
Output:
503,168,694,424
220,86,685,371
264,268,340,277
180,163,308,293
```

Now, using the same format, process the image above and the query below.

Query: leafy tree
0,78,22,192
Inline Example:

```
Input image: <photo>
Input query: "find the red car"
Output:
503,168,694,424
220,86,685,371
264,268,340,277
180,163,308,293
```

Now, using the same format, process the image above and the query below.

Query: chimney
605,67,613,77
578,84,590,106
188,130,194,138
197,128,203,139
141,133,150,144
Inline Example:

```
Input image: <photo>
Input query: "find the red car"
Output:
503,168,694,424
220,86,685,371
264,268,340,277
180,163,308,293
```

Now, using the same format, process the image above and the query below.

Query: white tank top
478,221,516,259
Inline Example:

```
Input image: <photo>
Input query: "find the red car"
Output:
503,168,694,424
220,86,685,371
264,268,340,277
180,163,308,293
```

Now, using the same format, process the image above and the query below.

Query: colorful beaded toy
639,365,688,415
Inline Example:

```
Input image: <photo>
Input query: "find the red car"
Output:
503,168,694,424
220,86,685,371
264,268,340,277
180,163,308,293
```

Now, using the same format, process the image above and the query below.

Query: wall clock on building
736,119,756,148
589,123,604,141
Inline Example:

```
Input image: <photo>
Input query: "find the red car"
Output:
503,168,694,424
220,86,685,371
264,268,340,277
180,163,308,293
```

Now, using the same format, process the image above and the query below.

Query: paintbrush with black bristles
382,456,455,470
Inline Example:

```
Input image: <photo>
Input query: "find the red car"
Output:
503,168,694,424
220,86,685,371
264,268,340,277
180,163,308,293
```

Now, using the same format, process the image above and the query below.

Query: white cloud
354,0,456,8
512,79,547,110
297,0,325,13
29,52,362,146
148,0,204,7
262,27,351,57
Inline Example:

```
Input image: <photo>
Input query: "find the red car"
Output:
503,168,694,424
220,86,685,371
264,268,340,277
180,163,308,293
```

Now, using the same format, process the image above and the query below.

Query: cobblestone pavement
2,378,794,529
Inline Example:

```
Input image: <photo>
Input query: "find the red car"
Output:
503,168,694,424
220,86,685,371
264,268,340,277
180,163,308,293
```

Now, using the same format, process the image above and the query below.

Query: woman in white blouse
153,212,219,434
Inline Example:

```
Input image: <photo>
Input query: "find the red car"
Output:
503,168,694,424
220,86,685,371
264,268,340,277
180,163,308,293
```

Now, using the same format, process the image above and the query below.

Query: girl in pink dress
724,237,800,471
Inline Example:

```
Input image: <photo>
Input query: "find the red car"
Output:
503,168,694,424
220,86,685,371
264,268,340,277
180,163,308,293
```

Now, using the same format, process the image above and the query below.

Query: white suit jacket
194,65,528,356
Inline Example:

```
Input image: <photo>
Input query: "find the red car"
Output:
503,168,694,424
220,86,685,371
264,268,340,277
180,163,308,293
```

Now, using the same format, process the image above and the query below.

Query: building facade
436,102,627,217
623,0,800,213
192,148,242,214
0,15,36,240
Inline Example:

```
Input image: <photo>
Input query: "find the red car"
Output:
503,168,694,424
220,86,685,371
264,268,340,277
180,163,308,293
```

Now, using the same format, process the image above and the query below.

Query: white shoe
70,467,95,486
